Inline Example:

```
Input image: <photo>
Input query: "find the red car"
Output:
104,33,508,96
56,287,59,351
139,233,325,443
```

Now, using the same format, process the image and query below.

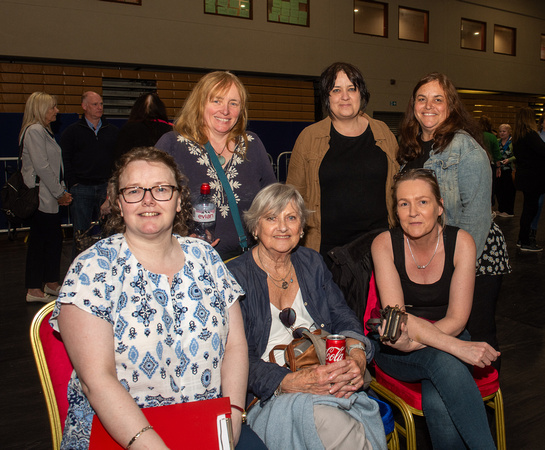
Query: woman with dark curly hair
286,62,399,266
50,147,262,449
397,72,510,371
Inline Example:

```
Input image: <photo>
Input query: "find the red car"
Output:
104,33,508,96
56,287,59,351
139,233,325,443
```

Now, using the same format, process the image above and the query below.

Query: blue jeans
70,183,107,257
371,331,496,449
236,424,267,450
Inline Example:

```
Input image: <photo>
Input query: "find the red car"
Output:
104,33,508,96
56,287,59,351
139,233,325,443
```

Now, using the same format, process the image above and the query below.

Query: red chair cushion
39,311,74,430
364,273,381,336
375,364,500,411
375,365,425,410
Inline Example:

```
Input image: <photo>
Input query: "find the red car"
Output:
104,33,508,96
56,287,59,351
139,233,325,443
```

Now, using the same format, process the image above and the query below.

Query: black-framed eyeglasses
279,307,309,339
119,185,179,203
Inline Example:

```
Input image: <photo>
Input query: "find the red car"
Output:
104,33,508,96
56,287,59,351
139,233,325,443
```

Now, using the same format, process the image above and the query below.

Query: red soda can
326,334,346,364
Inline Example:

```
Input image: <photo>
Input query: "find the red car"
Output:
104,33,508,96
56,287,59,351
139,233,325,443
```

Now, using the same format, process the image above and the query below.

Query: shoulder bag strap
19,126,42,185
204,141,248,251
302,329,327,365
18,127,29,168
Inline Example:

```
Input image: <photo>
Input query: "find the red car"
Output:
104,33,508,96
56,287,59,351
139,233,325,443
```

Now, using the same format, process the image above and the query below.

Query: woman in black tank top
370,169,499,449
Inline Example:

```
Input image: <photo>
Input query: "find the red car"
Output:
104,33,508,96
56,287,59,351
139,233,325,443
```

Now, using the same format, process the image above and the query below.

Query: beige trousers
313,404,373,450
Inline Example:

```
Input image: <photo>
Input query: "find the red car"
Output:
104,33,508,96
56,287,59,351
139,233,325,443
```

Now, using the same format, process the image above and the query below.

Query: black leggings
25,210,63,289
466,273,503,372
518,190,542,245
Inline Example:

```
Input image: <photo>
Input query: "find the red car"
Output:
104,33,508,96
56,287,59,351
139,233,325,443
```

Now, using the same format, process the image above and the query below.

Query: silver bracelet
347,343,366,356
126,425,153,449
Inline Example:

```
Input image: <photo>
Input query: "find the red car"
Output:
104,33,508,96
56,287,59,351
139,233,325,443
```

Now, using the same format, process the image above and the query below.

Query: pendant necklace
215,143,228,165
257,246,294,289
406,228,442,270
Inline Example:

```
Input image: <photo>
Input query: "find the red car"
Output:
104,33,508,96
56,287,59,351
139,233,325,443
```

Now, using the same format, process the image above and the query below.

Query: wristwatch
347,343,366,356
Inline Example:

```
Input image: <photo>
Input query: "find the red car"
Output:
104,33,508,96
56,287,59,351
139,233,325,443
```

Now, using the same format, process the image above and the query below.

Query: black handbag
1,131,39,222
1,170,39,221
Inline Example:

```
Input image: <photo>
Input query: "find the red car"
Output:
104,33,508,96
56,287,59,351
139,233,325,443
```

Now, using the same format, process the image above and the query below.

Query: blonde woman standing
20,92,72,303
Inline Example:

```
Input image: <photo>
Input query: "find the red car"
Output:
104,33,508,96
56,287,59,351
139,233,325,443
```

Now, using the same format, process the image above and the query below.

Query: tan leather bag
269,329,328,372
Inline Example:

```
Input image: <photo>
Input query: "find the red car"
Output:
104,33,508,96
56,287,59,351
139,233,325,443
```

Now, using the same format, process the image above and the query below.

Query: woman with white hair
228,183,386,450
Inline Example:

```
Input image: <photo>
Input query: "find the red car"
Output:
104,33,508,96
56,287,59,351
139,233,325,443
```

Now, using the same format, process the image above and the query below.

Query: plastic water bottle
193,183,216,243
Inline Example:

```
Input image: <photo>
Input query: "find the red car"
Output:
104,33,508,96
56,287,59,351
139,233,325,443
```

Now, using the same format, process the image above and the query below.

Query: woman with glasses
371,169,499,449
51,147,265,449
397,72,510,371
227,183,386,450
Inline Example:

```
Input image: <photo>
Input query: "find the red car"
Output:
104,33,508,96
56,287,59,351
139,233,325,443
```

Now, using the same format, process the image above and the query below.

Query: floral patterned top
477,221,511,276
155,131,276,259
50,234,243,449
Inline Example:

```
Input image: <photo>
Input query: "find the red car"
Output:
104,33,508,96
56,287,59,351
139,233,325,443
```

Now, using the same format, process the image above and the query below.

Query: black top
60,117,119,187
319,123,388,256
402,139,432,172
114,120,173,164
390,225,459,321
513,130,545,193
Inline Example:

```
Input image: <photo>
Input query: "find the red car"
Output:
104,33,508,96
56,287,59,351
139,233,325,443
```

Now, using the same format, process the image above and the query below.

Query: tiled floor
1,191,543,449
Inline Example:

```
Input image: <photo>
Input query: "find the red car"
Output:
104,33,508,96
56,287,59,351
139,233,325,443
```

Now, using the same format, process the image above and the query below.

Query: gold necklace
257,246,294,289
406,228,442,270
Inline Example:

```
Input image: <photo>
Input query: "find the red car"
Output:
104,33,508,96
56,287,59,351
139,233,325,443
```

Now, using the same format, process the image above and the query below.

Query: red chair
29,301,72,450
30,302,236,450
366,273,506,450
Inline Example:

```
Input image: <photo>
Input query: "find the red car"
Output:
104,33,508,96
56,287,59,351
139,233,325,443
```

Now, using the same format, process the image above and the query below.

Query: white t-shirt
261,288,316,366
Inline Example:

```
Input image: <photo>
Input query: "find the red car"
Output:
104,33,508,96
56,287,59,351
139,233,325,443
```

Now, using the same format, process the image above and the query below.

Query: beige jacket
286,114,399,252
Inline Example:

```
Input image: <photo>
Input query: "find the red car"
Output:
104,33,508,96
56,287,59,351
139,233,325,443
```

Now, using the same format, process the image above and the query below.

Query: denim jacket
424,131,492,259
227,246,372,404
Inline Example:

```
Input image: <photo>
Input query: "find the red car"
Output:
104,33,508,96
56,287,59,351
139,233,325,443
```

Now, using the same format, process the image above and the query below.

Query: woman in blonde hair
20,92,72,303
156,71,276,260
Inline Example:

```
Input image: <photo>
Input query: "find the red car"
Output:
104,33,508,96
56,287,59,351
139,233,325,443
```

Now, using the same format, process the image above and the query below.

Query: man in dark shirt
61,91,118,257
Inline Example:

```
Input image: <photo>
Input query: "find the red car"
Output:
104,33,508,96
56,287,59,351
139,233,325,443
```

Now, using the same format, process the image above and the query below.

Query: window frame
204,0,253,20
494,24,516,56
460,18,486,52
267,0,310,27
398,6,429,43
353,0,389,38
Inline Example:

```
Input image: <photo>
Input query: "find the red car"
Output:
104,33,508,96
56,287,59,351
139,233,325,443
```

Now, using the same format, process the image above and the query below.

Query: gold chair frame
30,301,63,450
371,377,506,450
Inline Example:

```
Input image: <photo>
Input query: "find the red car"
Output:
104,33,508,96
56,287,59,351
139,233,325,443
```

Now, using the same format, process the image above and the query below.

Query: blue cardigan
227,246,373,403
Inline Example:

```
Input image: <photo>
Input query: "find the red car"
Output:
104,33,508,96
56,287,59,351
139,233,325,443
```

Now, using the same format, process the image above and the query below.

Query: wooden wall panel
460,93,541,129
0,62,316,122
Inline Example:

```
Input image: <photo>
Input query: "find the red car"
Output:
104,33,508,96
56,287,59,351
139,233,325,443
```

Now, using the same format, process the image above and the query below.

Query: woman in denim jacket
397,73,510,373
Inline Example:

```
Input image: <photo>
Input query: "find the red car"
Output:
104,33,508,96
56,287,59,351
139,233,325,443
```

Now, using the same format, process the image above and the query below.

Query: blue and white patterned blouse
50,234,243,449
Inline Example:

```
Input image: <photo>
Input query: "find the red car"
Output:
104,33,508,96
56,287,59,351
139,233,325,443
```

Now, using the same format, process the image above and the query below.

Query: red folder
89,397,234,449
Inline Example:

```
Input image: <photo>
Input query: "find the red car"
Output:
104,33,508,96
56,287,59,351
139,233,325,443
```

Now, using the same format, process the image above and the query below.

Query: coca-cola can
326,334,346,364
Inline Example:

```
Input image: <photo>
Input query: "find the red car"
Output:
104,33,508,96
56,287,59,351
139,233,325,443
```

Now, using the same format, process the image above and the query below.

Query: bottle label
193,209,216,222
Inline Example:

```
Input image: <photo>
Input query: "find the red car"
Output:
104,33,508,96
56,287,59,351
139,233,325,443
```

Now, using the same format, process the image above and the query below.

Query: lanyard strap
204,142,248,251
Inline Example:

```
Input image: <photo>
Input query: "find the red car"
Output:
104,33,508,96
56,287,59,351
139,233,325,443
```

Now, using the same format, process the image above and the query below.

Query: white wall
1,0,544,114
